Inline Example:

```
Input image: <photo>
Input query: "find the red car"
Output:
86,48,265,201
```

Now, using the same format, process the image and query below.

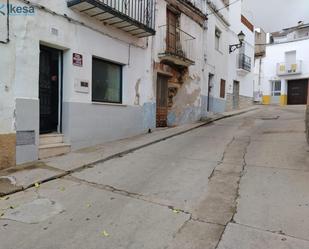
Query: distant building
255,22,309,105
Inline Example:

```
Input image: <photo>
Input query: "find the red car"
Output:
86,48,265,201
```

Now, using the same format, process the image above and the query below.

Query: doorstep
0,106,260,197
39,133,71,159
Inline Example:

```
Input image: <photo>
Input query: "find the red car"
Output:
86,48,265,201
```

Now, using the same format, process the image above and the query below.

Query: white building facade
0,0,157,166
256,23,309,105
204,0,255,113
226,1,255,111
0,0,255,168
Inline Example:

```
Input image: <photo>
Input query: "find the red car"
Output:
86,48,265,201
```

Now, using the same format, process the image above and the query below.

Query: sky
242,0,309,32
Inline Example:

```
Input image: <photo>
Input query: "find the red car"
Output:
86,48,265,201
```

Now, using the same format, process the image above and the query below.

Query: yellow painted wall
280,95,287,105
262,95,271,105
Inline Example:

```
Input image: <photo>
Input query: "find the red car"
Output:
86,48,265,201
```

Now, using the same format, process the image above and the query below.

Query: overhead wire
206,0,242,17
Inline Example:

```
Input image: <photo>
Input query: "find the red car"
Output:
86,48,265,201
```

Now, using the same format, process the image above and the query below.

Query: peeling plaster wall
167,74,202,126
2,0,156,163
153,0,207,126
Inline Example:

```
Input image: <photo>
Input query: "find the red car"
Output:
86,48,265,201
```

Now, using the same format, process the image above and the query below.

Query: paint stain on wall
134,78,141,105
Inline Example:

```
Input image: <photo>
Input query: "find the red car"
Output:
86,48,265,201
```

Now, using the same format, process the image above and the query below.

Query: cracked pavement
1,105,309,249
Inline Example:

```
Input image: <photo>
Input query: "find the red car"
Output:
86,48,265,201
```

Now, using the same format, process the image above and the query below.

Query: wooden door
220,79,226,98
39,46,60,134
166,9,177,54
156,75,168,127
288,79,308,105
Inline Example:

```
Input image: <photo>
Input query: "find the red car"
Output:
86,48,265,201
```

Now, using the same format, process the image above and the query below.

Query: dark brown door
287,79,308,105
166,9,177,54
39,46,60,134
220,79,226,98
156,75,169,127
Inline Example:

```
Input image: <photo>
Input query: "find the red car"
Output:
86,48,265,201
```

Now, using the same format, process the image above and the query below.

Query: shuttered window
220,79,226,98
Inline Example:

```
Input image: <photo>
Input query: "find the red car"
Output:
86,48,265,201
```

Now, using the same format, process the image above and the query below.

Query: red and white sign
73,53,83,67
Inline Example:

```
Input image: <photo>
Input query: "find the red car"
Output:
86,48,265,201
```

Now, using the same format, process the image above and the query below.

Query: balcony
67,0,155,38
237,53,251,75
277,61,302,76
158,25,195,67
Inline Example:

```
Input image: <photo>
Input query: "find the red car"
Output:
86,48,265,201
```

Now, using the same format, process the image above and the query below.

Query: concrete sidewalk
0,106,259,197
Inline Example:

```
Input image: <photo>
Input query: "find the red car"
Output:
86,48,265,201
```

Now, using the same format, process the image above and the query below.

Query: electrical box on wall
74,79,89,93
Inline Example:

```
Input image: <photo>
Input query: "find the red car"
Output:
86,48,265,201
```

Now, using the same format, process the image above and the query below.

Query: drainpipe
0,0,10,44
258,56,262,101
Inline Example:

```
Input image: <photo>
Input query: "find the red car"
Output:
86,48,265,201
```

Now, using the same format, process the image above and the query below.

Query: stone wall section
225,93,253,112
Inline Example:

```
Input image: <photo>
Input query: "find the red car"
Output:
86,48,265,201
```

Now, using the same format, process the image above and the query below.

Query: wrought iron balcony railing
238,53,251,72
158,25,195,67
68,0,156,37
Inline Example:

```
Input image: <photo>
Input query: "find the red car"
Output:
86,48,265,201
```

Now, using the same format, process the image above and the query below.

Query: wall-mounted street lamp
229,31,245,54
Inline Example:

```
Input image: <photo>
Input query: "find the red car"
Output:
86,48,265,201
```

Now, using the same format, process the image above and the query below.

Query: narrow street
0,106,308,249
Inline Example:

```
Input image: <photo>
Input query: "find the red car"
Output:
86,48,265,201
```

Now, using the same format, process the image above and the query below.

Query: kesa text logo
0,4,5,15
0,3,35,16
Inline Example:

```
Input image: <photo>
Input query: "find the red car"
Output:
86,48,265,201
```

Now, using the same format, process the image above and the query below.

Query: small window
220,79,226,98
215,28,221,51
271,81,281,96
92,57,122,103
285,50,296,64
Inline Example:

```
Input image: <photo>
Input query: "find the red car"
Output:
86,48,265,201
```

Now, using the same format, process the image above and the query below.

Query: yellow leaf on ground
172,208,180,214
101,230,110,237
34,183,40,188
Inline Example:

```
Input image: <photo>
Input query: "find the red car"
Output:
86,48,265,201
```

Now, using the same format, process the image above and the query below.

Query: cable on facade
206,0,241,17
0,0,10,44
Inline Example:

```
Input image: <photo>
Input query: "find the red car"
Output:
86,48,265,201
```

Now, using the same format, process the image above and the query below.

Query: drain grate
263,130,303,134
257,116,280,120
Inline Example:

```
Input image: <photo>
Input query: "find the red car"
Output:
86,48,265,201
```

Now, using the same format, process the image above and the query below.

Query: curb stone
0,106,260,197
